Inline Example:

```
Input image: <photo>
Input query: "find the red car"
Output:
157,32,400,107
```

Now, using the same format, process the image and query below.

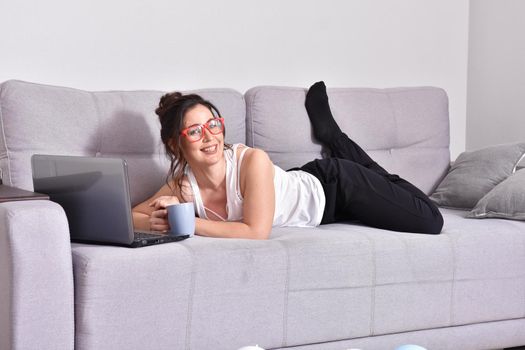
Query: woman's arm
195,219,267,240
195,149,275,240
132,184,180,231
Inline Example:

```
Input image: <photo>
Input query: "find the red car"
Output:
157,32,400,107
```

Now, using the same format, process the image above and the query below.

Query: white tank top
186,144,326,227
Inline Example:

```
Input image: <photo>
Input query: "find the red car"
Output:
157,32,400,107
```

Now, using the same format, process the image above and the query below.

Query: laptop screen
32,155,135,244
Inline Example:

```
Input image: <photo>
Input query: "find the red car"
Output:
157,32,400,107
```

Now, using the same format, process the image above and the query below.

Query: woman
132,82,443,239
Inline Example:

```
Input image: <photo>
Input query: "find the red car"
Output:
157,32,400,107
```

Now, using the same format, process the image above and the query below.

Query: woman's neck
189,156,226,190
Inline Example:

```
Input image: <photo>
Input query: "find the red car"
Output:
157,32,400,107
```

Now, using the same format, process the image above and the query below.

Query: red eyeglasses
180,117,225,143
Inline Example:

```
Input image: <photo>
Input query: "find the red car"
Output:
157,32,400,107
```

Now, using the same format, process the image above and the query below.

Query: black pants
298,133,443,234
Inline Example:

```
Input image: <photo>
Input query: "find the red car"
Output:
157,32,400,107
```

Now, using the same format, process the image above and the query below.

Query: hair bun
156,91,183,117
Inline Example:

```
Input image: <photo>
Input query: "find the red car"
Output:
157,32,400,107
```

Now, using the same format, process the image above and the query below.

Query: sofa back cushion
245,86,450,194
0,80,245,205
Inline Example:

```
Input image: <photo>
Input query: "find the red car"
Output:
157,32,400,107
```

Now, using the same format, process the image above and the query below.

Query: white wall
467,0,525,151
0,0,469,158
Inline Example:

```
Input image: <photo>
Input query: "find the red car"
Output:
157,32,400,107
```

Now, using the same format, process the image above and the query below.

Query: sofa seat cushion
71,210,525,350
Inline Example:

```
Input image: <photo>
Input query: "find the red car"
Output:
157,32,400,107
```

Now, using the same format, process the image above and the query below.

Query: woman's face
178,104,225,167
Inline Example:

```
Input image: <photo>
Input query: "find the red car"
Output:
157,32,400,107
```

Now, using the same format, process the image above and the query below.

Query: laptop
31,154,190,247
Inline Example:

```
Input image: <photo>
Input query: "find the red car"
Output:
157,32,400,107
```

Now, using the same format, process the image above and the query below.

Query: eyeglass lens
186,119,224,141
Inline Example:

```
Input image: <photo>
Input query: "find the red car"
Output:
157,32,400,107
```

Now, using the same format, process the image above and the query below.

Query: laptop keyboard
134,231,164,241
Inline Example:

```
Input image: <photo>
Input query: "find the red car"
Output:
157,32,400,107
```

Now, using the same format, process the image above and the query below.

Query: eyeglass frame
179,117,225,143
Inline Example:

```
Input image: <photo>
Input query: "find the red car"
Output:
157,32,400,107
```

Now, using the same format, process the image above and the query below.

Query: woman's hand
149,195,180,209
148,196,180,232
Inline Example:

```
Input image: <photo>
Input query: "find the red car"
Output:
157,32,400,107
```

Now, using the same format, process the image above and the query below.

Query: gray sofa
1,80,524,350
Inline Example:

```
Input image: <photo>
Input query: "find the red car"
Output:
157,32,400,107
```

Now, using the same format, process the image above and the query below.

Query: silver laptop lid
31,155,134,245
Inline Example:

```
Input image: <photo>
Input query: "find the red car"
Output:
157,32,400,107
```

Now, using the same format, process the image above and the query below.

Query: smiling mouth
201,145,218,154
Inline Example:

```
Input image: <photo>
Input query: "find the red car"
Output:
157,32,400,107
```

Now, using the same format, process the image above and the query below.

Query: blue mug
166,202,195,237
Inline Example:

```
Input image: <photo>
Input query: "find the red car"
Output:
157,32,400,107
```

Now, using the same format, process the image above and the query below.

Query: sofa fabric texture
273,319,525,350
0,200,74,350
1,80,525,350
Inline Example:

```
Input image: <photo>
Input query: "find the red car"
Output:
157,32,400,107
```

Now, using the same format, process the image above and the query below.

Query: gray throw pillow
430,142,525,209
467,169,525,220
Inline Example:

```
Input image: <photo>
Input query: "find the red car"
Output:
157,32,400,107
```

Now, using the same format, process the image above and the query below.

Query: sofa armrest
0,200,74,350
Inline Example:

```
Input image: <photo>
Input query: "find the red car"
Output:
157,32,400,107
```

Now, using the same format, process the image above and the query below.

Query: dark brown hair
155,92,231,196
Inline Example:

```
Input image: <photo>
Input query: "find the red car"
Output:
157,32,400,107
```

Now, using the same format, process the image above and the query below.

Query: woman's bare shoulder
239,147,274,177
235,144,270,162
236,145,274,196
235,143,248,157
